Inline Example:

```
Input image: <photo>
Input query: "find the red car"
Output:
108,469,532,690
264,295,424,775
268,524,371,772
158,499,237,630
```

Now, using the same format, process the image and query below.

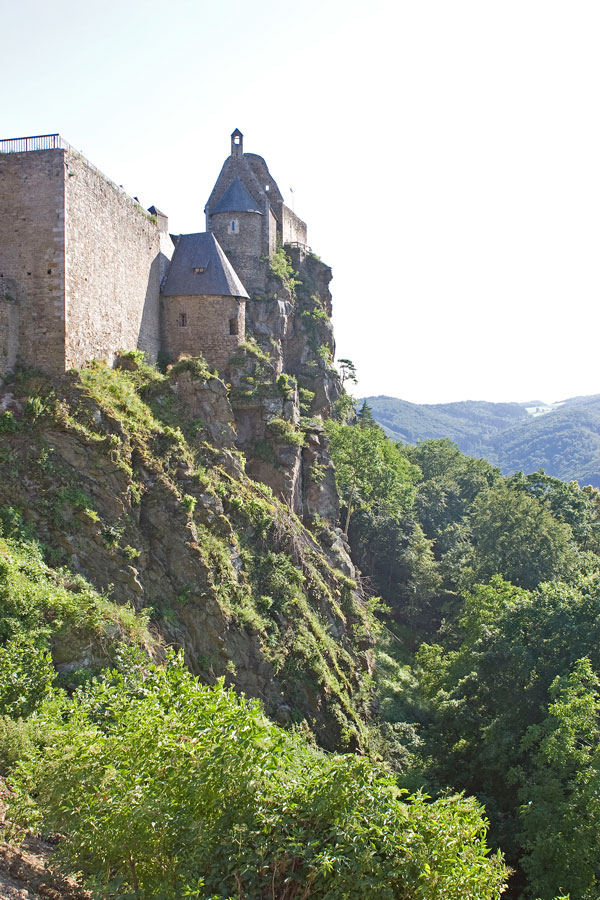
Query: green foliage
252,438,276,464
79,361,163,438
0,715,39,776
11,653,507,900
338,358,358,385
0,410,21,433
266,417,305,446
317,343,333,366
332,390,357,422
0,532,152,666
519,658,600,899
0,636,54,718
299,386,316,415
168,355,214,382
270,246,300,294
326,420,419,534
468,481,578,589
276,372,296,398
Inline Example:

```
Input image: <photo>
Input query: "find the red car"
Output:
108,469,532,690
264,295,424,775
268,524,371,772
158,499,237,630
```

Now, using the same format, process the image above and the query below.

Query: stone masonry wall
209,210,268,297
64,151,168,369
281,205,308,246
0,150,66,373
0,278,19,378
162,294,245,372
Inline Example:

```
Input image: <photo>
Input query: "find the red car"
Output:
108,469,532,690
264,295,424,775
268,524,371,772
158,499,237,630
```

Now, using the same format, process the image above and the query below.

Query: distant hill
363,394,600,487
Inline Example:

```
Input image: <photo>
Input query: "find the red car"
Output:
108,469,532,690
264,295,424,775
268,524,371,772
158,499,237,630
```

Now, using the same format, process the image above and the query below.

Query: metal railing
0,133,74,154
285,241,312,253
0,134,149,219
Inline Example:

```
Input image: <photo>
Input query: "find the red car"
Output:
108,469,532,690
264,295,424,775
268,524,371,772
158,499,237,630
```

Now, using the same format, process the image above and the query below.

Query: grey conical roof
162,233,249,298
210,177,263,215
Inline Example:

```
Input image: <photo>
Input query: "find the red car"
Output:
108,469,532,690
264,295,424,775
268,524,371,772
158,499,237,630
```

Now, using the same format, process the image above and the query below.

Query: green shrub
11,653,507,900
169,355,214,382
0,411,20,434
266,417,305,447
0,715,39,776
0,637,54,719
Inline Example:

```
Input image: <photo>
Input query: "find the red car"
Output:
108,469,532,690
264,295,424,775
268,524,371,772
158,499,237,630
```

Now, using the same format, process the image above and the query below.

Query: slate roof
161,233,249,299
210,177,263,215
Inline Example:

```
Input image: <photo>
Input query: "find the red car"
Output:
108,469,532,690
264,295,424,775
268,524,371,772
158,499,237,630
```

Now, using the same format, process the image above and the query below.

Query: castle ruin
0,130,308,378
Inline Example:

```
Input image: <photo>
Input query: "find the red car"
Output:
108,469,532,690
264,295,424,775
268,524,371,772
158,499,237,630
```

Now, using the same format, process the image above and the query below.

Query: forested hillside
326,410,600,899
365,393,600,486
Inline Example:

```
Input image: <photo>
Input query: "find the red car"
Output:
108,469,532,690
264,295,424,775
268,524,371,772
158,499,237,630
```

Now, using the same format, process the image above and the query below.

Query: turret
231,129,243,158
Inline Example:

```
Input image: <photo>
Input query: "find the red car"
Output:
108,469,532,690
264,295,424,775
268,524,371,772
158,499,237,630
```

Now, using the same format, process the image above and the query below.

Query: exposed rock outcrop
0,363,372,750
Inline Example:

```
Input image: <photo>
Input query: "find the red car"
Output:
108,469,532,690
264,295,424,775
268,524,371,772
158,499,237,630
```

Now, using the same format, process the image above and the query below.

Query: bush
0,715,39,776
11,653,507,900
0,637,54,719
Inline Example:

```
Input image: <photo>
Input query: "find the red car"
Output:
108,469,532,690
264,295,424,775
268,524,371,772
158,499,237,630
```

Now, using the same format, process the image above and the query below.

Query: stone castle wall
0,150,67,375
0,278,19,377
162,295,246,371
281,205,308,246
64,151,168,369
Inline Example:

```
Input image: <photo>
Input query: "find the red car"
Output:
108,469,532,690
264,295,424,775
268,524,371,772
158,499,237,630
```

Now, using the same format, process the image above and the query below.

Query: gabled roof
210,177,263,215
161,233,249,299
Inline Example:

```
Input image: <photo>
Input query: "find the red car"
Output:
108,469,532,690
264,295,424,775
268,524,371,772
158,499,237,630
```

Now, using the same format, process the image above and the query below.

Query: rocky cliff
0,339,372,750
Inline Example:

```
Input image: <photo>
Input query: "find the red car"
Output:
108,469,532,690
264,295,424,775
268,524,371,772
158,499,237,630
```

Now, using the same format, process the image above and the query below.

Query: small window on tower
228,219,239,234
193,267,205,274
234,134,241,144
178,312,187,327
229,317,239,336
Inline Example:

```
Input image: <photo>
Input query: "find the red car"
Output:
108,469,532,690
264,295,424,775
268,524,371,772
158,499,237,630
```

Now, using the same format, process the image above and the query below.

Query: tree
519,658,600,899
356,399,376,428
337,358,357,386
468,481,578,589
325,421,419,534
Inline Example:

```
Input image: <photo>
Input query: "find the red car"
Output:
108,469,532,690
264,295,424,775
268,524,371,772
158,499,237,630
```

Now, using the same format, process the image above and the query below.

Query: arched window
178,312,187,327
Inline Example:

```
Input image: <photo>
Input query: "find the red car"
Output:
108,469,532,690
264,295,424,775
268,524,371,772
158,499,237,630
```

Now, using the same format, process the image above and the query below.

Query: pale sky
3,0,600,404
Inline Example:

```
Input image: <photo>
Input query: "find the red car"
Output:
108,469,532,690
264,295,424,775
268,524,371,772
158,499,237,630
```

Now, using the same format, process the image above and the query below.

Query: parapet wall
281,205,308,246
64,151,168,369
0,150,67,374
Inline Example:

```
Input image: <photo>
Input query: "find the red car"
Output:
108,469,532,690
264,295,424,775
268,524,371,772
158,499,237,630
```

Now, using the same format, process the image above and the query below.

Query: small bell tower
231,128,243,158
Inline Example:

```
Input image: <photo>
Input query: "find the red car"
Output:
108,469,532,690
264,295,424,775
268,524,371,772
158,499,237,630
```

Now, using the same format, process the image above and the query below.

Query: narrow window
229,317,239,336
231,220,235,232
178,312,187,327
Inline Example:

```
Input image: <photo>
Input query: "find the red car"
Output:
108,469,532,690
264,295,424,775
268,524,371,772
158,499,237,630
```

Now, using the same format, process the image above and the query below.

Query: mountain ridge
363,392,600,487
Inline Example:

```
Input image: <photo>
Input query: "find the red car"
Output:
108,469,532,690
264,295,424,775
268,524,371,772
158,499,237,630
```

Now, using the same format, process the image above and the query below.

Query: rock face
0,362,373,750
226,246,344,533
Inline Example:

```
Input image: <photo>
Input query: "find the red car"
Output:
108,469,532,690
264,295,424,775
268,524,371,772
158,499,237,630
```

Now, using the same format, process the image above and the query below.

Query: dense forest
0,358,598,897
365,393,600,486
